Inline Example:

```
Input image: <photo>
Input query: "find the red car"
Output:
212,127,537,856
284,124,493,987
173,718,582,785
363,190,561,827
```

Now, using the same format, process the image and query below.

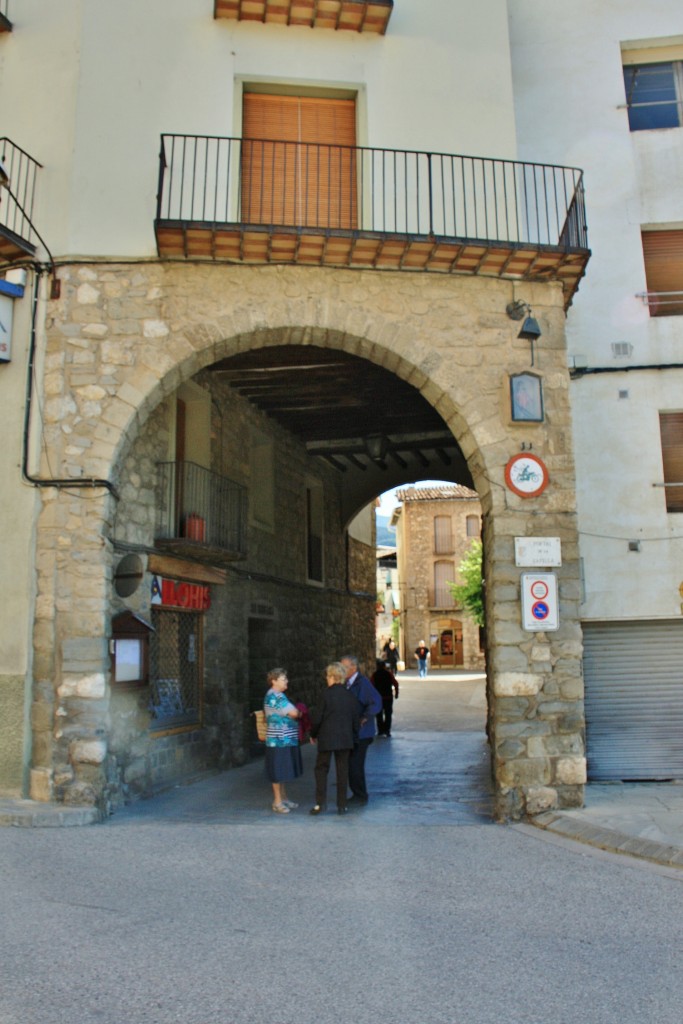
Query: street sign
521,572,559,631
514,536,562,567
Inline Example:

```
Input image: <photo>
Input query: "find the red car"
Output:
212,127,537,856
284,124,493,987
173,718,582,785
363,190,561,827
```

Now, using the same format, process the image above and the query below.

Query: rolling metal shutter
583,620,683,781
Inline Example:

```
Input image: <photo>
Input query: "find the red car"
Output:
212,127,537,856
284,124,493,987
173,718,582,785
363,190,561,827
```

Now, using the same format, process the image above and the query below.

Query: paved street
2,672,682,1024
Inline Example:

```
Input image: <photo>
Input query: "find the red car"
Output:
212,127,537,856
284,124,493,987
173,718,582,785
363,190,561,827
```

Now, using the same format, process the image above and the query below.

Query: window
432,561,455,607
466,515,479,538
623,60,683,131
250,428,274,530
241,91,357,229
641,230,683,316
149,609,203,729
433,515,453,554
306,483,324,582
659,412,683,512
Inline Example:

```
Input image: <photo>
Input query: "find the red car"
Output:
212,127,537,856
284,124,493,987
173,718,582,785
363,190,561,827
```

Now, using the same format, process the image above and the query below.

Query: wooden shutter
642,230,683,316
659,411,683,512
433,515,453,554
241,93,357,229
433,560,454,606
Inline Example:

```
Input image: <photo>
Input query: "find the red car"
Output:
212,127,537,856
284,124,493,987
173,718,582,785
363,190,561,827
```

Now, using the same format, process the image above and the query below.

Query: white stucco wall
0,0,518,259
509,1,683,621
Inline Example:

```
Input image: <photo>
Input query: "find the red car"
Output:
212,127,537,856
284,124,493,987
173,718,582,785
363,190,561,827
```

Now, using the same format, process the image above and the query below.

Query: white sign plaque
521,572,559,631
515,537,561,567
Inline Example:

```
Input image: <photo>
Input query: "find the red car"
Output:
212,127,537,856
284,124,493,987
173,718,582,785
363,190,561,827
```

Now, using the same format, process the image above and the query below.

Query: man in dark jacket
340,654,382,804
309,662,360,815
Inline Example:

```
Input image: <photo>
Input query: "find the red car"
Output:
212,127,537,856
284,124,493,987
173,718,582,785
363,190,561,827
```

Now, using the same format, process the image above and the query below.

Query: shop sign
151,574,210,610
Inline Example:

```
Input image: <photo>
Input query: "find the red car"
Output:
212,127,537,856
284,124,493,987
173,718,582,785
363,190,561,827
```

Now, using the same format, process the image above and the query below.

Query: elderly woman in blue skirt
264,667,303,814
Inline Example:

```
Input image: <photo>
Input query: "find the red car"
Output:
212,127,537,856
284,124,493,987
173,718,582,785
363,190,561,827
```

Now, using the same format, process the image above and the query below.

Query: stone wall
397,489,484,671
27,260,585,818
98,363,374,805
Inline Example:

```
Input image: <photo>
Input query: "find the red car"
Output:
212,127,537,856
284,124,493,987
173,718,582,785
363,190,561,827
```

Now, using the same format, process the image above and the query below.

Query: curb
0,798,104,828
530,811,683,869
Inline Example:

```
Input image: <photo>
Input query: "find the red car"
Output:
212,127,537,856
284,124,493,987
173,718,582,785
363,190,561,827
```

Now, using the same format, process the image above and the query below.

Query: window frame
640,229,683,317
622,57,683,132
305,481,324,584
659,411,683,513
149,607,204,734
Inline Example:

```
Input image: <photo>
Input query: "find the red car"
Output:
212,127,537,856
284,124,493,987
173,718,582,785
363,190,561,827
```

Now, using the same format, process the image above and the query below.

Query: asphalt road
2,672,682,1024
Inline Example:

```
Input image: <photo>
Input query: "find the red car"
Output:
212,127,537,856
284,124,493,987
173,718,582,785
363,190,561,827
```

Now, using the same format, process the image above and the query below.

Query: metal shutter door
583,620,683,781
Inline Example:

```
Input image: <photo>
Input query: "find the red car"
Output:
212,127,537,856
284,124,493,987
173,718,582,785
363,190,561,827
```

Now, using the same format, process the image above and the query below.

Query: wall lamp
506,300,542,365
365,435,388,462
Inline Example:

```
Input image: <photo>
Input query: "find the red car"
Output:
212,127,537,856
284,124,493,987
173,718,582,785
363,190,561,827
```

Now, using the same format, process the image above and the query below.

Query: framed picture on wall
510,372,544,422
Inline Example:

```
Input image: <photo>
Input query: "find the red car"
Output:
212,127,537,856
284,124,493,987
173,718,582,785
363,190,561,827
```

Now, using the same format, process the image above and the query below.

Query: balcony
214,0,393,34
0,139,41,262
155,135,590,308
155,461,248,563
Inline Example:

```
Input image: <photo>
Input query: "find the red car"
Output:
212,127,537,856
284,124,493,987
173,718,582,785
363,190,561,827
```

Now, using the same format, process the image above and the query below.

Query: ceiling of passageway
208,345,474,520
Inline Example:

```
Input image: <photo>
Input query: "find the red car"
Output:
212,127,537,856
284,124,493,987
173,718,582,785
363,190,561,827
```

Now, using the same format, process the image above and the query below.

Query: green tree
448,539,484,627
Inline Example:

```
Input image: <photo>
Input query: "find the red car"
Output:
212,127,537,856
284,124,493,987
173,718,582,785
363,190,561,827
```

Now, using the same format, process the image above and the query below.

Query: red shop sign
151,575,211,611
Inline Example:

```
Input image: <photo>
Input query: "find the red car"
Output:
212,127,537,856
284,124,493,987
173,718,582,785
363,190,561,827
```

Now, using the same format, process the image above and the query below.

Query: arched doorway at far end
430,619,464,668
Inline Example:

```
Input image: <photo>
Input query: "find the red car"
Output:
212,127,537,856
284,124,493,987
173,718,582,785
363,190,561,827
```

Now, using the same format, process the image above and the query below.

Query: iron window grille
149,608,203,729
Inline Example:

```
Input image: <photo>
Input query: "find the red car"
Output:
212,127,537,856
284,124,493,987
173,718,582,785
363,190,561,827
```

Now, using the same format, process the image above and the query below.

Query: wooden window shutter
659,412,683,512
241,93,357,229
433,560,455,605
642,230,683,316
433,515,453,554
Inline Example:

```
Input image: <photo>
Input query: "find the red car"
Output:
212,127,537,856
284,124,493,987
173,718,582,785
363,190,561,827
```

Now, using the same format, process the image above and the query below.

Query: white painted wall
509,1,683,620
0,0,517,259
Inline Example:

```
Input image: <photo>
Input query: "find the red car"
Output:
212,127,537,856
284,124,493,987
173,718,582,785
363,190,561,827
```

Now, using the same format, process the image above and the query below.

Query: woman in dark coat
309,662,360,816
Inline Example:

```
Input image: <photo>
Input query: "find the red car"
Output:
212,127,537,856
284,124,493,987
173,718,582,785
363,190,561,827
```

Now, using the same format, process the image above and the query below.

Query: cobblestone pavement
2,671,682,870
2,671,683,1024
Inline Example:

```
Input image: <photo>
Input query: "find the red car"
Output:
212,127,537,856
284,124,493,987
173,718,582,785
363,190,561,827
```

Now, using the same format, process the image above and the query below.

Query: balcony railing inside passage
0,138,41,258
213,0,393,34
156,461,248,561
155,135,590,306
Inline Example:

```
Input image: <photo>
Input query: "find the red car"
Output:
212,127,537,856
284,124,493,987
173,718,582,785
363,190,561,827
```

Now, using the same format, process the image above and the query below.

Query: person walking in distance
382,638,399,674
415,639,430,678
340,654,382,804
372,659,399,737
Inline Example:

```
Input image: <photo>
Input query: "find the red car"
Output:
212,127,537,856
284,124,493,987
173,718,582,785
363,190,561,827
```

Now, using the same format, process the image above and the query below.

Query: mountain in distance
376,514,396,548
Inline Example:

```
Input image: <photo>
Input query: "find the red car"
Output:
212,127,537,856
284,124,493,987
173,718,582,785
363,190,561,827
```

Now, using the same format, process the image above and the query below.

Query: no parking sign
521,573,559,631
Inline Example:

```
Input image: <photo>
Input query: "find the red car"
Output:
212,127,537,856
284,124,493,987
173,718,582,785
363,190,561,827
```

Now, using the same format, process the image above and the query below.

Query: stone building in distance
392,486,485,673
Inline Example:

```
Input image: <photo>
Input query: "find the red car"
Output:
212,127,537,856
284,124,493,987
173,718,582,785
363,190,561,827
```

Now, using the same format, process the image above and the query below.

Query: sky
376,480,451,516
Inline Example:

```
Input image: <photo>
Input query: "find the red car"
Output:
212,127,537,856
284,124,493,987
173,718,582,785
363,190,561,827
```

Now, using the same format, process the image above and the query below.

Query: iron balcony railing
156,133,588,252
0,138,41,249
156,461,248,557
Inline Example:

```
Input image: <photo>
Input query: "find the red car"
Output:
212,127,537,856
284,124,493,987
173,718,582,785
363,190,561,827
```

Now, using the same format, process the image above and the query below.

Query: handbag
253,709,267,742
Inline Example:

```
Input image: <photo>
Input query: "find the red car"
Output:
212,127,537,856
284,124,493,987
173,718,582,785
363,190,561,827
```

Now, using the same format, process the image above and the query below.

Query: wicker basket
253,709,267,742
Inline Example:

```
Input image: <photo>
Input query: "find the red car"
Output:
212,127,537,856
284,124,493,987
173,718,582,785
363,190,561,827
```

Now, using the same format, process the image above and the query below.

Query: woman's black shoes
309,804,325,815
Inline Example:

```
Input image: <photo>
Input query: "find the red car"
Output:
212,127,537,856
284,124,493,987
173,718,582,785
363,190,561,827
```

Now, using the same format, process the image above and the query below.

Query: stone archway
29,261,585,818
